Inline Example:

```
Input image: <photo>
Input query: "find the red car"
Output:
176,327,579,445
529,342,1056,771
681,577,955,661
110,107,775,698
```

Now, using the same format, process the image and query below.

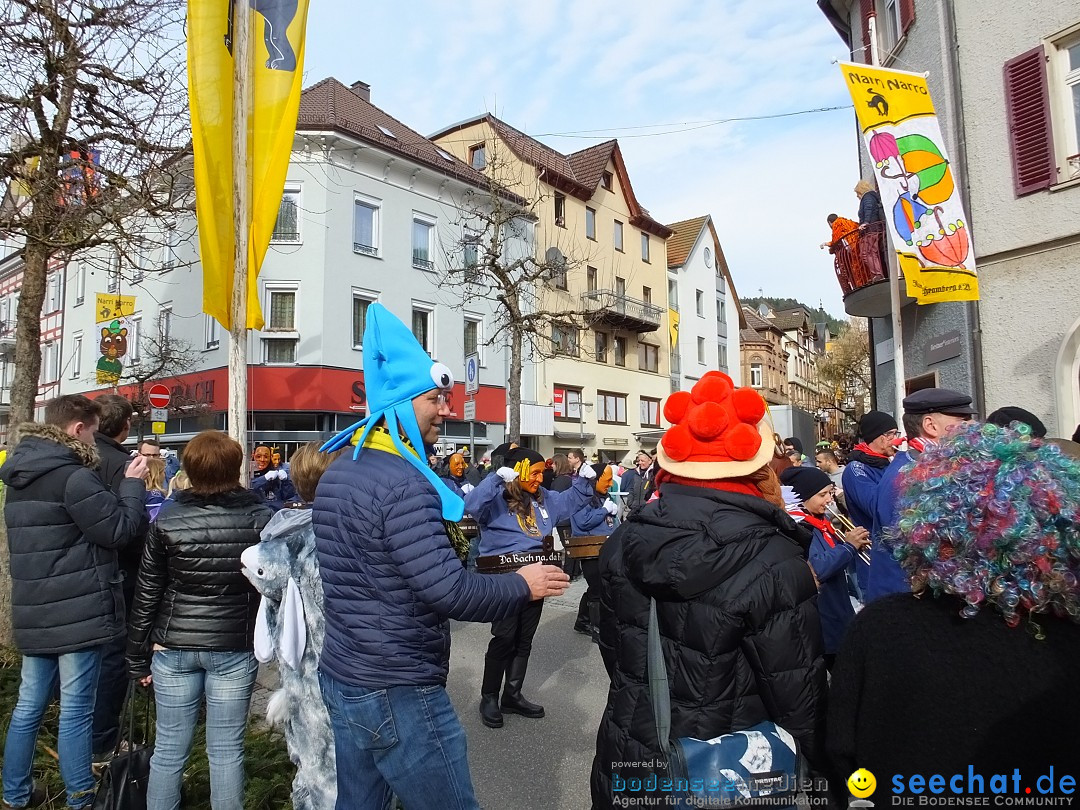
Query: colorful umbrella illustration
917,207,969,268
893,192,929,245
869,131,900,169
896,133,954,206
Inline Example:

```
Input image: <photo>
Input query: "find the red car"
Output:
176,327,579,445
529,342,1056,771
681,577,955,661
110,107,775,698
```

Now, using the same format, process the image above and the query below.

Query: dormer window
601,171,613,191
469,143,486,170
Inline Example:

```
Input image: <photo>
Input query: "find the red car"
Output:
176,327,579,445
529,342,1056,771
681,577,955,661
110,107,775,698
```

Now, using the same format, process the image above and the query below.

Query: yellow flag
189,0,310,330
839,62,978,304
668,309,680,350
95,293,137,323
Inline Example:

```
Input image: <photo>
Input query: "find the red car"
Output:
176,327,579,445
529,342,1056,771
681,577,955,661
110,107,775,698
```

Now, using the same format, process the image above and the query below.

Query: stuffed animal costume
242,507,336,810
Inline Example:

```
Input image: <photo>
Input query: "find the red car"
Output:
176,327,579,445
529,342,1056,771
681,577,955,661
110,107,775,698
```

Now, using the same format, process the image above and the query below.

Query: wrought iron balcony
580,289,662,333
829,222,895,318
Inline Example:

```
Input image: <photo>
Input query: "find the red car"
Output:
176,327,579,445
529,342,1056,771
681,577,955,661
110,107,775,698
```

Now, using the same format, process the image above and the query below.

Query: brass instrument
826,503,872,566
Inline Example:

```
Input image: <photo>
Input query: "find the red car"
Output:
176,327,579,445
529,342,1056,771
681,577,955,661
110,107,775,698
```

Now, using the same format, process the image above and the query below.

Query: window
553,385,582,421
129,316,141,365
271,187,300,243
265,338,296,364
880,0,901,54
719,298,727,323
601,171,613,191
45,272,61,313
585,207,596,240
267,290,295,331
595,331,608,363
464,315,483,363
613,220,623,252
597,391,627,424
162,221,179,269
642,286,652,306
550,260,568,290
204,314,219,349
552,322,579,357
718,343,728,370
554,193,566,227
39,342,58,384
640,397,661,428
70,333,82,379
704,246,712,267
668,278,678,310
352,294,373,349
696,289,704,316
469,143,486,170
73,261,86,306
614,335,626,367
412,306,433,356
697,337,706,364
750,361,763,388
639,342,659,372
1056,34,1080,180
412,217,435,271
353,197,380,256
587,266,597,292
158,306,172,341
641,233,650,262
107,252,120,293
615,276,626,298
264,286,297,364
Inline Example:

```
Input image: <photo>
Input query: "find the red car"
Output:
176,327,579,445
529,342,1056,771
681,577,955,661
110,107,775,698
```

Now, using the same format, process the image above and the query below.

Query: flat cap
902,388,976,416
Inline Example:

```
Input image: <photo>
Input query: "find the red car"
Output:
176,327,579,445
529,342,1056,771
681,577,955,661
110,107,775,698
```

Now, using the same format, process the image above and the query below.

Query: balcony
830,222,897,318
0,321,14,354
581,289,662,333
0,386,10,414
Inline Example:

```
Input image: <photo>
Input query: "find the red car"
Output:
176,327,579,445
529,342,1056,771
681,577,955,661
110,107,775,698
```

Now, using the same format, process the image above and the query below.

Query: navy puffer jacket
313,446,531,687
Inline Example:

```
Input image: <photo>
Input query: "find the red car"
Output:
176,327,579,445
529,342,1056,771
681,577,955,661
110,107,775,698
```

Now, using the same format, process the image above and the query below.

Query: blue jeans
147,649,258,810
319,672,480,810
2,647,103,809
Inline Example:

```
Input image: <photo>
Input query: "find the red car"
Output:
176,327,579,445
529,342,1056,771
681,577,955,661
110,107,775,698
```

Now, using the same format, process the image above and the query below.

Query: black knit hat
505,447,544,467
859,410,898,443
987,406,1047,438
780,466,833,502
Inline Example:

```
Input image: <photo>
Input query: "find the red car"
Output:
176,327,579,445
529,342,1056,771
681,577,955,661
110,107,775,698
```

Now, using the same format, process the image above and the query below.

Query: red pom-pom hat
656,371,775,480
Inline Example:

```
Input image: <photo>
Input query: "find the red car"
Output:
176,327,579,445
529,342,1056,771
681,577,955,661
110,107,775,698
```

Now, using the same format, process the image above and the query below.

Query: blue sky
302,0,861,317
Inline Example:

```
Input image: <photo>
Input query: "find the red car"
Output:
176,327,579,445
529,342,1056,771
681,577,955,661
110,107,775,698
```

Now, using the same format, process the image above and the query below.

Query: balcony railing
412,255,435,272
580,289,663,333
830,221,888,297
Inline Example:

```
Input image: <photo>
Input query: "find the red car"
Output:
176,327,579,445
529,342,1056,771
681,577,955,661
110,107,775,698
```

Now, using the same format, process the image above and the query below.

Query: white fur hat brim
656,415,776,480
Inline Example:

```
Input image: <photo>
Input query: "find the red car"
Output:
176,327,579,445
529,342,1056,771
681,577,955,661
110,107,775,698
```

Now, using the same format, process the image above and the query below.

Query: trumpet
826,503,872,566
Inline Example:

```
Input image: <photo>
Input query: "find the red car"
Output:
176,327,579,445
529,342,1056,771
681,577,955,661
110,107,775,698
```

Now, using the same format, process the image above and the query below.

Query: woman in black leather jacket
127,430,273,810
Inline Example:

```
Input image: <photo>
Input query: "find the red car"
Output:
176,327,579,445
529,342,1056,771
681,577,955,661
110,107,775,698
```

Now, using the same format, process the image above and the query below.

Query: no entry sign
147,384,171,410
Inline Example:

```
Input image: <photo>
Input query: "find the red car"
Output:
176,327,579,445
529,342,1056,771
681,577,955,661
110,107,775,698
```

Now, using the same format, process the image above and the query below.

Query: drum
458,517,480,539
566,535,608,560
475,534,563,573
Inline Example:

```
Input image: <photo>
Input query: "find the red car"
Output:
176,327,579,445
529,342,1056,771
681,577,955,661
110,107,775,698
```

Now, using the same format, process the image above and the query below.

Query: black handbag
93,683,154,810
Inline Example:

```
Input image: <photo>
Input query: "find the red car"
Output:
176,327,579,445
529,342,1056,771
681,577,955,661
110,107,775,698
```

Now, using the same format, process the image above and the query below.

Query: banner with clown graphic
840,62,979,304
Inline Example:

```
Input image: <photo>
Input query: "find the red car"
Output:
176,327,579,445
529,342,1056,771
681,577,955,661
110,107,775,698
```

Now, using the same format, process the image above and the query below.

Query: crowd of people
2,302,1079,810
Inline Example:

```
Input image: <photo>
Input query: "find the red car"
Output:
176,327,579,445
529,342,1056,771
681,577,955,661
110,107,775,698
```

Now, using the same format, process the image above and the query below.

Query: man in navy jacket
313,304,568,810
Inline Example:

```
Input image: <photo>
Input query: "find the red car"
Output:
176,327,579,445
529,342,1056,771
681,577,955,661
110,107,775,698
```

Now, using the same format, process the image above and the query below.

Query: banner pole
229,0,251,482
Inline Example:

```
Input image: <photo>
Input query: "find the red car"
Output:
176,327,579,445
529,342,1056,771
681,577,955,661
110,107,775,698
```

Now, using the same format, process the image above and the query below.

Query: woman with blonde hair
145,457,167,522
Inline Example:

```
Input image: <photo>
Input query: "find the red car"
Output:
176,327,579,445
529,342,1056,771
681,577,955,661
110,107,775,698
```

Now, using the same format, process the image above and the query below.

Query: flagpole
229,0,251,482
868,14,907,420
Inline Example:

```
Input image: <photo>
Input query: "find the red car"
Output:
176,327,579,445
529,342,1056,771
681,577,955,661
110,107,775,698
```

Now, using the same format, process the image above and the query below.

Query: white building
665,215,742,391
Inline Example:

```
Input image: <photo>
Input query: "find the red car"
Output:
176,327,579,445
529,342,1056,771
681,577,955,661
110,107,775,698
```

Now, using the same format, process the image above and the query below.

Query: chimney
350,81,370,103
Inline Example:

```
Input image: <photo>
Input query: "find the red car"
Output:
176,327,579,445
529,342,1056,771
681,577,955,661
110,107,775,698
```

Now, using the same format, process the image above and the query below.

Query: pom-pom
687,401,727,440
731,387,766,424
691,372,733,405
661,424,694,461
664,391,692,424
724,422,762,461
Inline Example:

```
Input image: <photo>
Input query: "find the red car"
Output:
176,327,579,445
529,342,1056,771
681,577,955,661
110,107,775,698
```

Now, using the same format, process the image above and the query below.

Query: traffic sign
147,384,171,409
151,421,166,435
150,408,169,423
464,399,476,422
465,353,479,395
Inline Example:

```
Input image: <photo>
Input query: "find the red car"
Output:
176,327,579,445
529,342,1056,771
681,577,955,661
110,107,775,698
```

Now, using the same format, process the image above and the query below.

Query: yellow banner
669,309,680,350
189,0,310,330
95,293,136,324
840,63,978,304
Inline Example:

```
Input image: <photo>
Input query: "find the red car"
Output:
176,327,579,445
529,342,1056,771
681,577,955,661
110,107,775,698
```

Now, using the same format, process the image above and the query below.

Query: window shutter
900,0,915,34
1003,46,1055,196
859,0,874,63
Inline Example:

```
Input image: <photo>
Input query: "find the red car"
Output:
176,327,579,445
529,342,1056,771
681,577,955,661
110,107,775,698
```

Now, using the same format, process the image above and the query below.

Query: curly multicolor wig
890,422,1080,633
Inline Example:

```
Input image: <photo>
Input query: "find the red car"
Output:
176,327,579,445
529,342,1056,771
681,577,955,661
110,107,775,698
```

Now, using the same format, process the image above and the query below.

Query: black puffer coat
126,488,273,677
96,432,147,589
1,422,148,655
591,483,826,809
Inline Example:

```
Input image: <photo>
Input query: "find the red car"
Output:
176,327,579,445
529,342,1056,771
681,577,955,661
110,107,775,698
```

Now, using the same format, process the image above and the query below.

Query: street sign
147,384,171,409
151,421,166,435
465,353,479,395
150,408,168,423
464,399,476,422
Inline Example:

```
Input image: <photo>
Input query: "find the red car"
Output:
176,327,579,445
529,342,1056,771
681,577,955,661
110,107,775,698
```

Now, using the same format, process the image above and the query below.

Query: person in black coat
592,373,826,810
127,430,274,810
1,395,148,810
828,423,1080,795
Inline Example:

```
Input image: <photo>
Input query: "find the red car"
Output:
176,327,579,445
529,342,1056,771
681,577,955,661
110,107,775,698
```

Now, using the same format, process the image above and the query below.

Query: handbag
647,598,802,808
93,683,154,810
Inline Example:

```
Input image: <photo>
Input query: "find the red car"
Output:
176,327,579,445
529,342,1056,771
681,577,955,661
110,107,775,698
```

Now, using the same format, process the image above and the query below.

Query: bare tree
437,147,600,441
818,319,872,420
0,0,191,423
119,318,200,441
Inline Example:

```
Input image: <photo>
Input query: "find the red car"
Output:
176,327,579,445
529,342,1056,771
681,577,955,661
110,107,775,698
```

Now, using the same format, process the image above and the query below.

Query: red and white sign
147,384,171,409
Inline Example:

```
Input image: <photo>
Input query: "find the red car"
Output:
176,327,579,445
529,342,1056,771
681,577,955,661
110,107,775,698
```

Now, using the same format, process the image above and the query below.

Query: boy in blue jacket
781,466,870,671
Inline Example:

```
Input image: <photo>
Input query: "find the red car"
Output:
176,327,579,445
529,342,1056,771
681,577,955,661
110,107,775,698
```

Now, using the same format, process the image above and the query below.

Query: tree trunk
507,325,523,443
9,239,49,424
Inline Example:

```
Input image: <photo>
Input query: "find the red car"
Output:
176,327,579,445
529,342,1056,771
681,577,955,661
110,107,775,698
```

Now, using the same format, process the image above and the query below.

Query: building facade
432,116,673,462
740,306,789,407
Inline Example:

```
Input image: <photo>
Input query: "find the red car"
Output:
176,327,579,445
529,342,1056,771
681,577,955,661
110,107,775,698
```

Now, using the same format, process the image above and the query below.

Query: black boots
500,655,544,718
479,656,504,728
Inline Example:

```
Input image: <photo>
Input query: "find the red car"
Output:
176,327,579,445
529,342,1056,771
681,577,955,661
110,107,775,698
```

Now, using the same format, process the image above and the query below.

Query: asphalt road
445,577,609,810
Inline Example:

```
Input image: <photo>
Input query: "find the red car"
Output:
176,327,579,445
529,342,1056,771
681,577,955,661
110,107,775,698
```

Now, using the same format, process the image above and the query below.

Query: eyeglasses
436,392,453,408
882,430,900,440
139,451,161,458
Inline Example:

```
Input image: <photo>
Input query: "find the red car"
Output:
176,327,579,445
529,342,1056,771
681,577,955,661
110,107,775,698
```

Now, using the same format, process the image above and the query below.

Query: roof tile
665,216,709,268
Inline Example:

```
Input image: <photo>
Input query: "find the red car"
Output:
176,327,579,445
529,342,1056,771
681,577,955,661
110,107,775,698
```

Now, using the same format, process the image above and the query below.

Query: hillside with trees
743,296,847,336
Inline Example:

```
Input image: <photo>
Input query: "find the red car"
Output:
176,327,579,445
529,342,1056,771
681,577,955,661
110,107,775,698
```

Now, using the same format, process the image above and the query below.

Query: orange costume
829,216,865,285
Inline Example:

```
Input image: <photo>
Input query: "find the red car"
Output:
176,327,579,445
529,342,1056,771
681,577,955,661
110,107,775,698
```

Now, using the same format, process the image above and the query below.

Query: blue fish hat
321,303,464,521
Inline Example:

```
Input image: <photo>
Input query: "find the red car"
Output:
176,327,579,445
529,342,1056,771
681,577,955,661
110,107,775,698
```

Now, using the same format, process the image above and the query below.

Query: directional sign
151,421,166,435
464,399,477,422
465,353,480,395
150,408,169,423
147,384,171,409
